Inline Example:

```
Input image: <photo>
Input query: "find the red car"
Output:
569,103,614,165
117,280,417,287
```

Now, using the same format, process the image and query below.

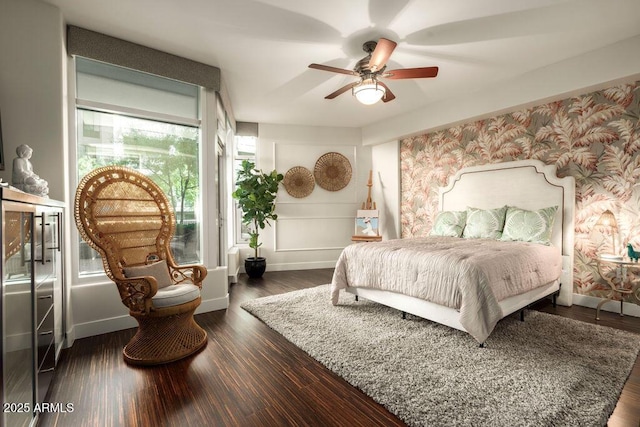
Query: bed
330,159,575,344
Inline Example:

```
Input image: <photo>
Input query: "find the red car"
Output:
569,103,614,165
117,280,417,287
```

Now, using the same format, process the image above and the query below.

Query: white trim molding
572,294,640,318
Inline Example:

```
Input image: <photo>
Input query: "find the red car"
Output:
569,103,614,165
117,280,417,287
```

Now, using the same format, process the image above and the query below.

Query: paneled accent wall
275,217,354,251
257,124,369,271
401,81,640,299
274,144,358,253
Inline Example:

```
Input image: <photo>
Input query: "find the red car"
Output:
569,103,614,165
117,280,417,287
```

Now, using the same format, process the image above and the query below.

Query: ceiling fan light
353,79,385,105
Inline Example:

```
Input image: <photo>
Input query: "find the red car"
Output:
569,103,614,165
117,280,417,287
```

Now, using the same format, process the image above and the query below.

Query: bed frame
345,159,575,340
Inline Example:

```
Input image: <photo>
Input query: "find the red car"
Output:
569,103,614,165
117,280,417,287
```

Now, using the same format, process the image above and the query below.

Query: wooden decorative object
314,152,352,191
352,170,381,243
361,169,376,210
283,166,315,198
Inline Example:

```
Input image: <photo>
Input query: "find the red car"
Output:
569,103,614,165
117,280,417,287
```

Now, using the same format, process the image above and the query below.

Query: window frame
232,135,257,246
71,57,207,281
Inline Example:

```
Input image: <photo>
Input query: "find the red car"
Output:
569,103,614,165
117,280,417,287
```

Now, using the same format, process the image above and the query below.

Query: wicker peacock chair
74,166,207,365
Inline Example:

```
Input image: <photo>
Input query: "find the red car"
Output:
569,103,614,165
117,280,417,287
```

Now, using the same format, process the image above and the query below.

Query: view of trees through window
77,109,201,274
233,135,257,243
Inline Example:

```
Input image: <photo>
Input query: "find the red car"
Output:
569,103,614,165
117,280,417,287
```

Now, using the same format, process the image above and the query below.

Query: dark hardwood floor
40,269,640,427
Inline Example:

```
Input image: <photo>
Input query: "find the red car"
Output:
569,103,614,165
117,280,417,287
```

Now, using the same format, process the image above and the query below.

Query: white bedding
331,236,562,343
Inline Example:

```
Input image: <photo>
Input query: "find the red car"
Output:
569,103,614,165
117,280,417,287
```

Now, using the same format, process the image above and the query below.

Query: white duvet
331,236,562,343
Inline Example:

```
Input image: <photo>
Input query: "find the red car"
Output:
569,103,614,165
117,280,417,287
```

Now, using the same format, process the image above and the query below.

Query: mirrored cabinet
1,189,64,427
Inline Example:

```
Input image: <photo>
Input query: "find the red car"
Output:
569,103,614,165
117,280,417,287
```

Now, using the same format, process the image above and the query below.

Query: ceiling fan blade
383,66,439,79
368,38,397,72
378,82,396,103
309,63,358,76
325,82,359,99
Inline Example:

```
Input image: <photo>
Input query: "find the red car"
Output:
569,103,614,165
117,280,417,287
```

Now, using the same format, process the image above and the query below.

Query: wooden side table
351,235,382,243
595,257,640,320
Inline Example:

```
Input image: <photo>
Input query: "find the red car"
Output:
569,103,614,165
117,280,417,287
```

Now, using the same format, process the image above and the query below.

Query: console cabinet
1,189,64,427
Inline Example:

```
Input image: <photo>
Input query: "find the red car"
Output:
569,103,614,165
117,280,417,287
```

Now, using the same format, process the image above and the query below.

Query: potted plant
232,160,284,278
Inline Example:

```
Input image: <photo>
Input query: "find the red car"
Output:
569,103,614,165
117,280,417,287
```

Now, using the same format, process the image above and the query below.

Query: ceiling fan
308,38,438,105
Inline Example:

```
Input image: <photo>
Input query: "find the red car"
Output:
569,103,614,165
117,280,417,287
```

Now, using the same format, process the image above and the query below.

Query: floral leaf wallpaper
400,81,640,300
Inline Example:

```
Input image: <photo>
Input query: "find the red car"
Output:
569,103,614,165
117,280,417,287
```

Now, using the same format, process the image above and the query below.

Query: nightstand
595,257,640,320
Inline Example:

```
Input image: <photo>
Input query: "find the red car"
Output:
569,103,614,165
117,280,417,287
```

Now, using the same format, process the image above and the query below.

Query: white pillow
123,259,173,289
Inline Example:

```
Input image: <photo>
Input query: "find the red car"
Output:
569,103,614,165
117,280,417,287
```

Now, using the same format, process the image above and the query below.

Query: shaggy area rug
241,285,640,427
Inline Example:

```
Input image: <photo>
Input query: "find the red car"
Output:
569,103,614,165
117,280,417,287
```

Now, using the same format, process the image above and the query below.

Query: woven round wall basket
283,166,315,198
314,152,352,192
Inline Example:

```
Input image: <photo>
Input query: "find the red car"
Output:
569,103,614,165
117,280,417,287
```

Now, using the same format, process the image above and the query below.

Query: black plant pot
245,257,266,279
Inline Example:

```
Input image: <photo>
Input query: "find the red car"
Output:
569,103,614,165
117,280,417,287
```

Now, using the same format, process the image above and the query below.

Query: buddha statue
12,144,49,197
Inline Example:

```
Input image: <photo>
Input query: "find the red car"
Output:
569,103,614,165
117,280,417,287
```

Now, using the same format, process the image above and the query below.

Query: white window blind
76,57,199,123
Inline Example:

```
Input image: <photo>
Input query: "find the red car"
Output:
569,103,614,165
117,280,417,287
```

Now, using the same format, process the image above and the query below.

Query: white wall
249,123,368,271
371,141,401,241
0,0,75,343
362,35,640,146
0,0,67,201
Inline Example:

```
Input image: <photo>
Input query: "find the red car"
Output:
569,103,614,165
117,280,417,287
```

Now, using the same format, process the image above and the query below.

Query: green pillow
500,206,558,245
430,210,467,237
462,206,507,239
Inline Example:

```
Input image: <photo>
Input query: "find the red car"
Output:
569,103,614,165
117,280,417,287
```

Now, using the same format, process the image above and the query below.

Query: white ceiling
42,0,640,129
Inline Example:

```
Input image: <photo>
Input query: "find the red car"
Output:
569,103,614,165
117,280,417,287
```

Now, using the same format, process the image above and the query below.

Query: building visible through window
75,58,202,275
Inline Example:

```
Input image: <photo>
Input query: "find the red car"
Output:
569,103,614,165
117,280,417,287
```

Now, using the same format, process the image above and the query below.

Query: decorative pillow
430,210,467,237
500,206,558,245
123,259,173,289
462,206,507,239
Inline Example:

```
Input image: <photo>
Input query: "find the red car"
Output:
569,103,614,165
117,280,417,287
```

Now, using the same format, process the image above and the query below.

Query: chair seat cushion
152,284,200,308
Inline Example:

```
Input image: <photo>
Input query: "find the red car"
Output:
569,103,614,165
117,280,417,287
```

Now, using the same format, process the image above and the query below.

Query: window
75,58,202,275
232,135,256,244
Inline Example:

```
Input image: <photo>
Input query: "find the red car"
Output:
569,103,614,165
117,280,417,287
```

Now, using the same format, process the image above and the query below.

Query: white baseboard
228,247,240,284
74,314,137,340
72,296,229,340
64,325,76,348
229,271,239,284
196,295,229,314
572,294,640,318
260,260,339,272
